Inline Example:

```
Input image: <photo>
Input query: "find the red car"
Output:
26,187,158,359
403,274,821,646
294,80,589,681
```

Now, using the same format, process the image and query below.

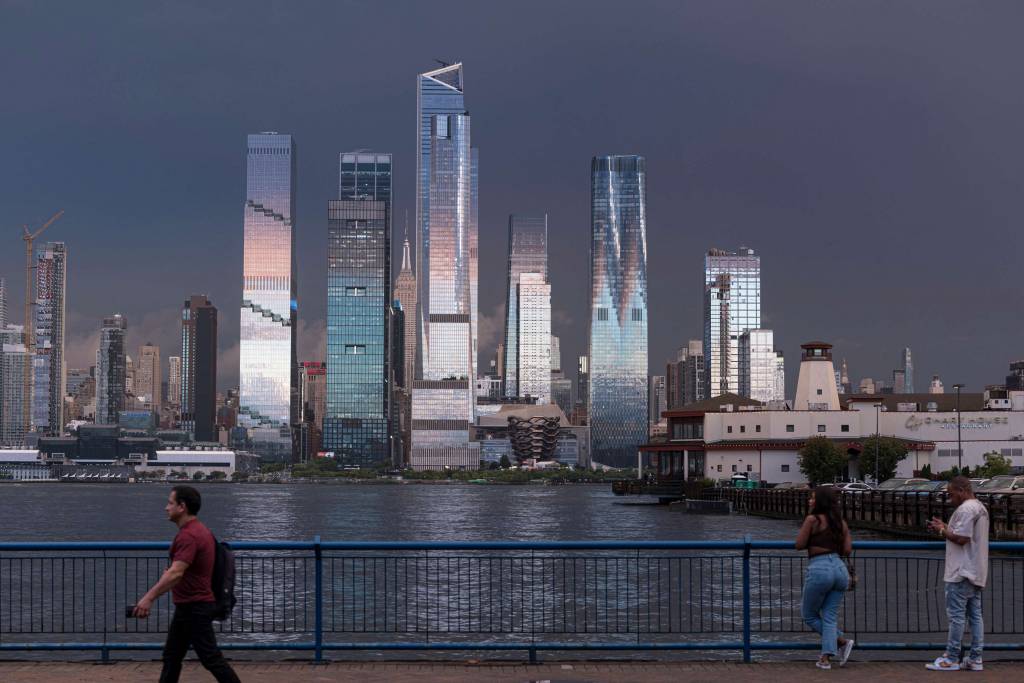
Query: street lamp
953,384,965,471
874,403,880,485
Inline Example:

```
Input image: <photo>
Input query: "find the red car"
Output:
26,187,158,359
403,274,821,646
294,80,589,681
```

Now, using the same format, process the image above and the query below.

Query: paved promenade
0,661,1020,682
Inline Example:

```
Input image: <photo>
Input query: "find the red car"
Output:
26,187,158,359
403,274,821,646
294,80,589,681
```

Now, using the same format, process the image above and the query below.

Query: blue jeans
802,553,849,657
945,579,983,661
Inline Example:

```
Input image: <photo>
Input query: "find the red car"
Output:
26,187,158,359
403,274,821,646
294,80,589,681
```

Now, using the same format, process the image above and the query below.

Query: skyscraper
410,81,479,469
648,375,666,432
167,356,181,409
96,314,127,425
182,296,217,442
666,340,705,409
393,231,417,390
31,242,67,436
517,272,551,404
1,338,29,447
239,132,297,462
739,329,780,403
550,335,562,377
324,152,392,466
704,248,760,398
576,355,589,416
901,347,914,393
588,155,648,467
502,214,548,397
136,343,161,411
0,277,6,327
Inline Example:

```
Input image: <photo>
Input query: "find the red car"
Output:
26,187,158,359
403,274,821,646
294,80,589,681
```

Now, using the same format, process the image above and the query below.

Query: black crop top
808,522,843,555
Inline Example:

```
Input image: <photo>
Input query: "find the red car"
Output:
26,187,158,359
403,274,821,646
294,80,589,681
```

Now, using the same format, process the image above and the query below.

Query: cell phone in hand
125,605,136,618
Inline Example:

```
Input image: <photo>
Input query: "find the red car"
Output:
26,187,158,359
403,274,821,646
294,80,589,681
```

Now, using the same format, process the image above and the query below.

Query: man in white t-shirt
925,475,989,672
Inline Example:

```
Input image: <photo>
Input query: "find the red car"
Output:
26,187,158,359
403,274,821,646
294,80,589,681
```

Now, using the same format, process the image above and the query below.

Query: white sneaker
925,656,961,671
839,639,855,667
816,659,832,670
961,657,984,672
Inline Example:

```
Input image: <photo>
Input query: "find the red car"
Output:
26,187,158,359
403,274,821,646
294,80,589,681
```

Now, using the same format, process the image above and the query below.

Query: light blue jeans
945,579,983,661
802,553,849,657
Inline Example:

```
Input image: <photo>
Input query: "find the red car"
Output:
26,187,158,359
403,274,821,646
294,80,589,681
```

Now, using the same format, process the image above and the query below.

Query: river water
0,482,802,543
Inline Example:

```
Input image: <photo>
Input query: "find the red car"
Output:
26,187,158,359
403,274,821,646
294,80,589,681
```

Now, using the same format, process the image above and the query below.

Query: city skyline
3,3,1022,399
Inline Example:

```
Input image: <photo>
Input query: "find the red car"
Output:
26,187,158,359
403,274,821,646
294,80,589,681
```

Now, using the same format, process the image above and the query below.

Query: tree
499,454,512,469
798,437,846,486
207,471,227,481
858,436,909,483
192,471,205,481
231,471,249,482
975,452,1012,478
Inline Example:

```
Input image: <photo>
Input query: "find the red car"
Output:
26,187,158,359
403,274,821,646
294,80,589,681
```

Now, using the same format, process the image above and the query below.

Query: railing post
314,535,323,664
742,534,752,663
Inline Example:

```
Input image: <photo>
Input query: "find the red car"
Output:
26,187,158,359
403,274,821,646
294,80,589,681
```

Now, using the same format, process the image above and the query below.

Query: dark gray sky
2,1,1022,392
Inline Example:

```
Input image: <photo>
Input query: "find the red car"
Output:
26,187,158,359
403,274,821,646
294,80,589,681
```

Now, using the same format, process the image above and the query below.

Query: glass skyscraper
517,272,551,404
502,214,548,398
96,314,126,425
739,329,780,403
182,295,217,442
239,133,296,462
32,242,66,436
324,152,392,466
588,155,648,467
902,347,914,393
704,248,760,398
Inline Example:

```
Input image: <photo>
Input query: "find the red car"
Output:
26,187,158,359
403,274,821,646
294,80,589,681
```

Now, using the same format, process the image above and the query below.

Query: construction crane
21,210,64,438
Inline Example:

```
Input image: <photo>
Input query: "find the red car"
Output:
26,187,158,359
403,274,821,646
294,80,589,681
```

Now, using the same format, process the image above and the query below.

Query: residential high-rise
182,296,217,442
393,231,417,390
738,329,780,403
167,356,181,409
96,314,127,425
551,378,574,418
517,272,551,404
901,347,914,393
588,155,648,467
550,335,562,377
704,248,760,398
648,375,666,431
930,375,945,394
0,277,6,327
31,242,67,436
239,132,297,462
1,339,29,447
893,369,906,394
502,215,548,397
124,355,135,398
411,86,479,469
666,340,705,409
136,343,161,411
774,351,786,402
1007,361,1024,391
325,152,392,466
575,355,589,414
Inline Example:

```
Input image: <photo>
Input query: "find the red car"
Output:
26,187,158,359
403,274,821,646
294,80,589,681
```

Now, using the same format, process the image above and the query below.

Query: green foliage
798,436,846,486
192,471,205,481
260,462,287,474
858,436,909,483
231,471,249,482
975,452,1012,478
919,464,932,478
207,471,227,481
499,455,512,469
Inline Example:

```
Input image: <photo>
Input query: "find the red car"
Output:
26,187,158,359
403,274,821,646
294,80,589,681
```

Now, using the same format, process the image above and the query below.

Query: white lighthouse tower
794,341,840,411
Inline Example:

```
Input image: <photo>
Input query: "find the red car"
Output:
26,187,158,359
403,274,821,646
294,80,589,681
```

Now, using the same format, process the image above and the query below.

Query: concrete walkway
0,661,1020,682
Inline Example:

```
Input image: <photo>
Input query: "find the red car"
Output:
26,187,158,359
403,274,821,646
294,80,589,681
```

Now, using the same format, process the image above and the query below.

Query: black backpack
210,537,237,621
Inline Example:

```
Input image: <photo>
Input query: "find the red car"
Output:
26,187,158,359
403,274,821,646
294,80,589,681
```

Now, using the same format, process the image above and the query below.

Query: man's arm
928,516,971,546
133,560,190,618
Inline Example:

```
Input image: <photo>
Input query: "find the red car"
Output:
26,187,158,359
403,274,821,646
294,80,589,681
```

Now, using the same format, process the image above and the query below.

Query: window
717,464,722,472
631,308,643,322
841,424,849,433
345,287,367,296
786,425,795,433
755,425,761,433
817,389,823,395
731,464,737,472
597,308,609,321
817,425,826,433
740,425,746,433
727,426,733,433
781,464,790,473
747,464,753,472
344,345,366,355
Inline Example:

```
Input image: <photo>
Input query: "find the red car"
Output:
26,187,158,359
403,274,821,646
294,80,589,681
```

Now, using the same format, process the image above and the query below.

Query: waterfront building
324,152,392,467
239,132,297,462
393,233,417,390
1,339,29,447
704,247,761,398
95,314,127,425
502,214,548,397
588,155,648,467
517,272,551,404
136,343,161,411
167,356,181,409
474,403,591,469
739,329,781,403
902,347,915,393
32,242,67,436
181,296,218,442
410,88,479,469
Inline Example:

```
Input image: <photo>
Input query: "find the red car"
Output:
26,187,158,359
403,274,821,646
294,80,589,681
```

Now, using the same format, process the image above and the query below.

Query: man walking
134,486,240,683
926,475,989,671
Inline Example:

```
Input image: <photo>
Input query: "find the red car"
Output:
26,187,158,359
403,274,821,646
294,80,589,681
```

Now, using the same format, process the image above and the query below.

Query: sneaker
961,657,984,672
816,659,832,670
925,656,961,671
839,639,855,667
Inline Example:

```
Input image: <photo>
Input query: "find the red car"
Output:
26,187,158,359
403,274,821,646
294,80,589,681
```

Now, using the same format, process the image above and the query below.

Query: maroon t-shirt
169,519,215,604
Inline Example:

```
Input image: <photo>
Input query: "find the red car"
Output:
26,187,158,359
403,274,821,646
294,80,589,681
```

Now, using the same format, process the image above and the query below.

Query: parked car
876,477,928,491
897,480,947,496
976,475,1024,502
836,482,875,494
970,478,990,489
773,482,810,490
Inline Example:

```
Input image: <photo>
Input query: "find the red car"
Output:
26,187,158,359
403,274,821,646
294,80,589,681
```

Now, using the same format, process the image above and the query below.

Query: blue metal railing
1,538,1022,662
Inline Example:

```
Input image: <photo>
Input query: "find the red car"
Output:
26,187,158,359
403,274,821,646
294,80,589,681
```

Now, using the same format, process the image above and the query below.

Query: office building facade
704,248,760,398
738,329,780,403
502,214,548,397
324,152,392,466
96,314,127,425
135,343,161,411
181,296,217,442
516,272,551,404
901,347,914,394
239,132,297,461
588,155,648,466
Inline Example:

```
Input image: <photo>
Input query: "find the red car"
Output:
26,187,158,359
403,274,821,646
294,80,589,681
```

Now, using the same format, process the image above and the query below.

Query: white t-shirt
944,498,989,588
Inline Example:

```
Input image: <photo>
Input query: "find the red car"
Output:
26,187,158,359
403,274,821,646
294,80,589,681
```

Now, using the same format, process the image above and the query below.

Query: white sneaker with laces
925,656,961,671
839,639,855,667
961,657,984,672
